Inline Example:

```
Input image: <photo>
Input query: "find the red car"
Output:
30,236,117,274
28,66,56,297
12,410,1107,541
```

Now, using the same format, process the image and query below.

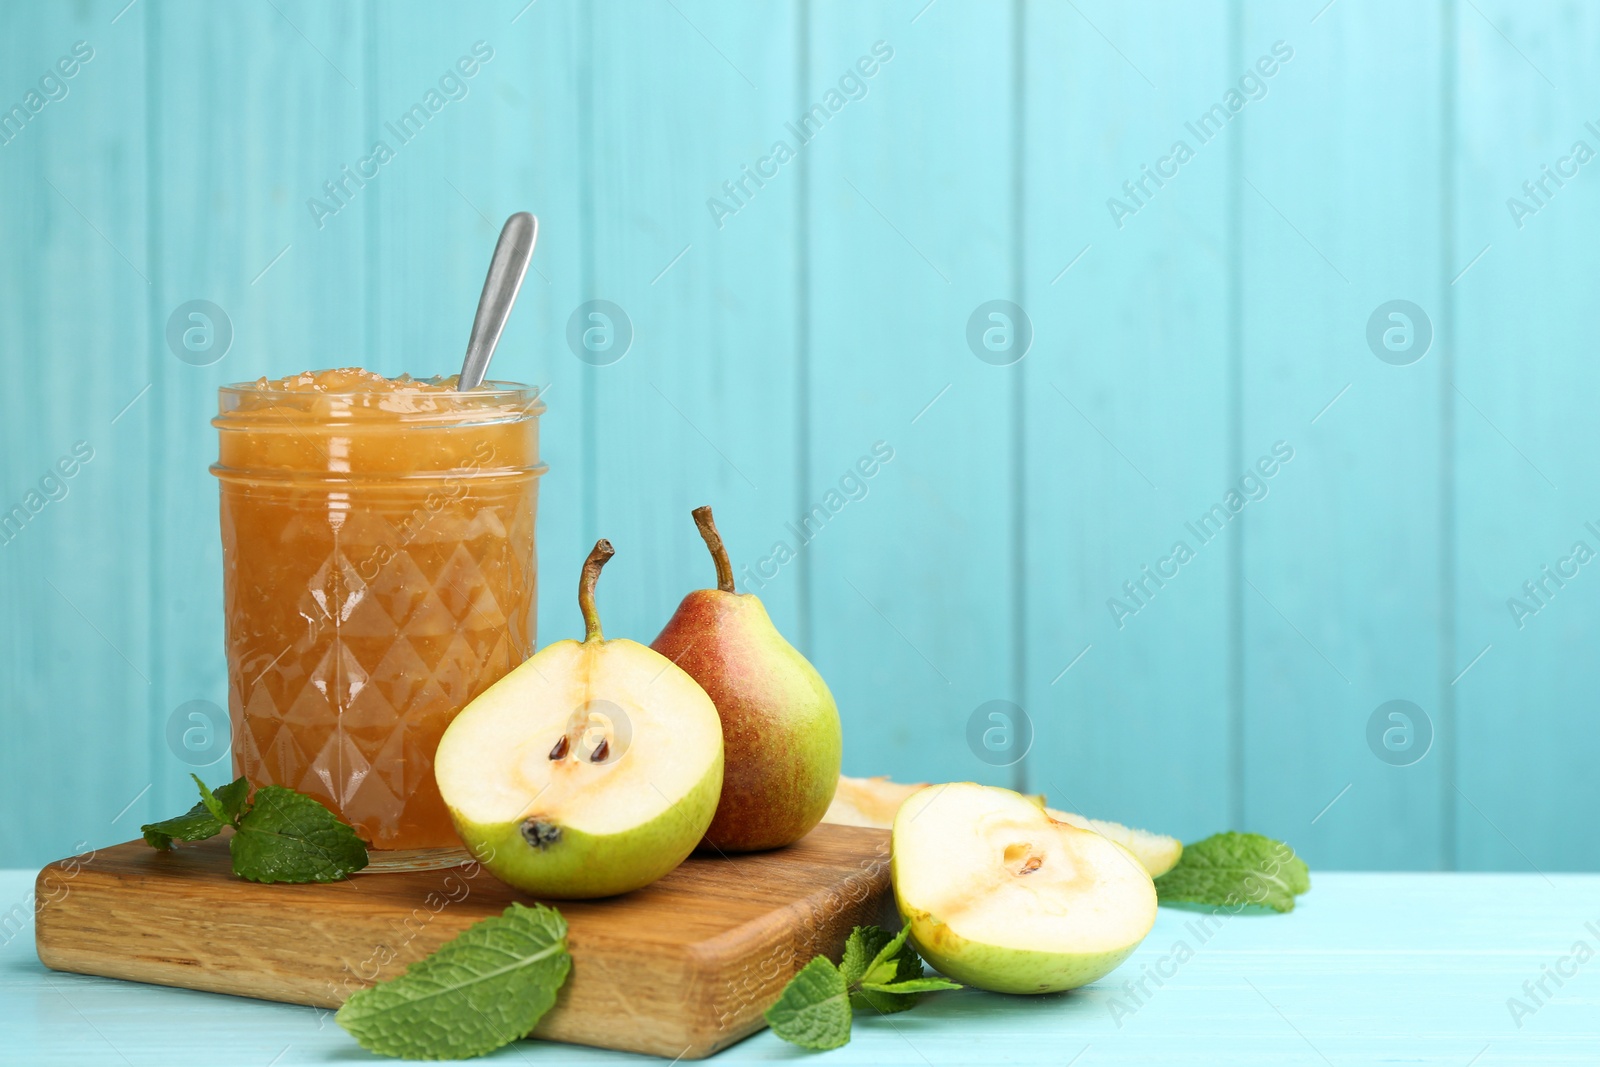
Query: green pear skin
652,507,842,852
453,763,723,899
895,904,1144,994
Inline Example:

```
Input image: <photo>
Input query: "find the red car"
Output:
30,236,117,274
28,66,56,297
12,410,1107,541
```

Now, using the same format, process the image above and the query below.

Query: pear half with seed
892,783,1157,994
435,540,723,898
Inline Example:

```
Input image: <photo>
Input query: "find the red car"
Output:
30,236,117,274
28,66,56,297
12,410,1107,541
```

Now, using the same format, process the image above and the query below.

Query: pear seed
548,735,569,760
520,818,562,850
590,738,610,763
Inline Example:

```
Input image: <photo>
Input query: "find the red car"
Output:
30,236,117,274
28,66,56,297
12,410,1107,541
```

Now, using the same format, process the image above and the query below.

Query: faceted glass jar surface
212,370,544,853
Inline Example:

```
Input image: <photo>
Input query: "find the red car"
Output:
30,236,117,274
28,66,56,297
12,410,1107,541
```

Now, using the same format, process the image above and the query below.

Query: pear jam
213,370,544,851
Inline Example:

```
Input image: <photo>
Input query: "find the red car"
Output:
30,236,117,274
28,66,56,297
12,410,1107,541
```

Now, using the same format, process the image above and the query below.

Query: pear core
892,782,1157,993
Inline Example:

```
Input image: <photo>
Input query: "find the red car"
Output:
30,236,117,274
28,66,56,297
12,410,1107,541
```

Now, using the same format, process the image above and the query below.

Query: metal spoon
458,212,538,390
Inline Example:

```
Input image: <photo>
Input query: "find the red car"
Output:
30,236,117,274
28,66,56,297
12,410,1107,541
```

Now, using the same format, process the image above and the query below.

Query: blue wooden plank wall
2,0,1595,873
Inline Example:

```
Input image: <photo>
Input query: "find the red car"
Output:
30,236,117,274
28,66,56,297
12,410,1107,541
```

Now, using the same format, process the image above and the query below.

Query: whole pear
652,506,842,852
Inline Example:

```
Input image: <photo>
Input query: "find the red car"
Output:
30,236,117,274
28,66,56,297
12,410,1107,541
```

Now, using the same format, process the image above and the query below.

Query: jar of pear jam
212,369,544,856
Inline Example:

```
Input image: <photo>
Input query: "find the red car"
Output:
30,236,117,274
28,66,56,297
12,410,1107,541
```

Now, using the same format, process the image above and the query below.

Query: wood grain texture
806,0,1019,790
580,0,803,654
4,0,1600,878
1449,0,1600,872
1021,0,1235,848
33,823,892,1060
1238,0,1448,865
0,0,157,871
143,0,372,827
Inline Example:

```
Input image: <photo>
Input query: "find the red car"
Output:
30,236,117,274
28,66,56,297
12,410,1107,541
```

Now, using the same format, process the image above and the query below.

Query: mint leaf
141,801,223,850
765,956,852,1051
193,775,230,823
143,777,369,884
231,786,368,883
840,925,911,1013
1155,831,1311,913
212,775,252,821
337,903,570,1060
853,924,927,1014
840,925,894,987
860,924,910,986
860,977,962,995
770,924,961,1043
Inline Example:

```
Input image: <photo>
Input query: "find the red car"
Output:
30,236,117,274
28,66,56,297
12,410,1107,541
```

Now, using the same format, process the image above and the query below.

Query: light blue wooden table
4,870,1597,1064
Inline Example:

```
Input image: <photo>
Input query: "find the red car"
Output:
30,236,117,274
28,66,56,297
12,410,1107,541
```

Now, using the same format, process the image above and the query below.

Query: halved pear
892,783,1156,994
823,775,925,829
828,774,1183,877
435,541,723,898
1045,808,1183,879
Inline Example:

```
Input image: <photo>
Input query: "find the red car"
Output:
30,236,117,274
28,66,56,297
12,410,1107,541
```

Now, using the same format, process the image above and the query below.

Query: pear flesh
652,507,842,852
892,783,1157,994
826,773,1183,877
436,541,724,898
1047,808,1183,880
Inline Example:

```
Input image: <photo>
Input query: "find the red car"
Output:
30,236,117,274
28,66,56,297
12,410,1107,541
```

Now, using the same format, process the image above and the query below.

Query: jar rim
215,378,545,422
219,377,537,399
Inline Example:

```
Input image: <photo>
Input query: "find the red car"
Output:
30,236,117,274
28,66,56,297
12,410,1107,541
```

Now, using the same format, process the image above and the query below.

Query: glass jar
212,371,544,860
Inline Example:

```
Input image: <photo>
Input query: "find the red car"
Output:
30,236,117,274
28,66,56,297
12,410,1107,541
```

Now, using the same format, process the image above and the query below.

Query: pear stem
578,539,615,642
693,506,736,593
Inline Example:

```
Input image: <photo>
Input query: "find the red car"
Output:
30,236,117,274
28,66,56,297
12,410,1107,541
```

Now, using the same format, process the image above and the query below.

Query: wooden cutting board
34,823,892,1059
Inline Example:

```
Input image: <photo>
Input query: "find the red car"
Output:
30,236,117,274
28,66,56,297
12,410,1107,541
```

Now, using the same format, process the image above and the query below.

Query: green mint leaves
765,924,960,1050
140,801,224,850
227,786,370,883
336,902,571,1061
196,775,251,823
1154,831,1310,913
842,923,956,1013
141,774,368,883
765,957,853,1051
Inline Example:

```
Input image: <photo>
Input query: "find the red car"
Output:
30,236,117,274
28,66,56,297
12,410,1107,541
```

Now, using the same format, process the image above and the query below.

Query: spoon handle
459,212,538,390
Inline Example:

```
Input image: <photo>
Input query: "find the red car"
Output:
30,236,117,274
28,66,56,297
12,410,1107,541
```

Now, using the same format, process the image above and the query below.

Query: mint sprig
229,785,370,883
1154,831,1310,913
197,775,251,823
336,902,571,1060
141,800,223,850
141,775,368,883
765,924,960,1049
765,956,852,1051
845,923,943,1014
